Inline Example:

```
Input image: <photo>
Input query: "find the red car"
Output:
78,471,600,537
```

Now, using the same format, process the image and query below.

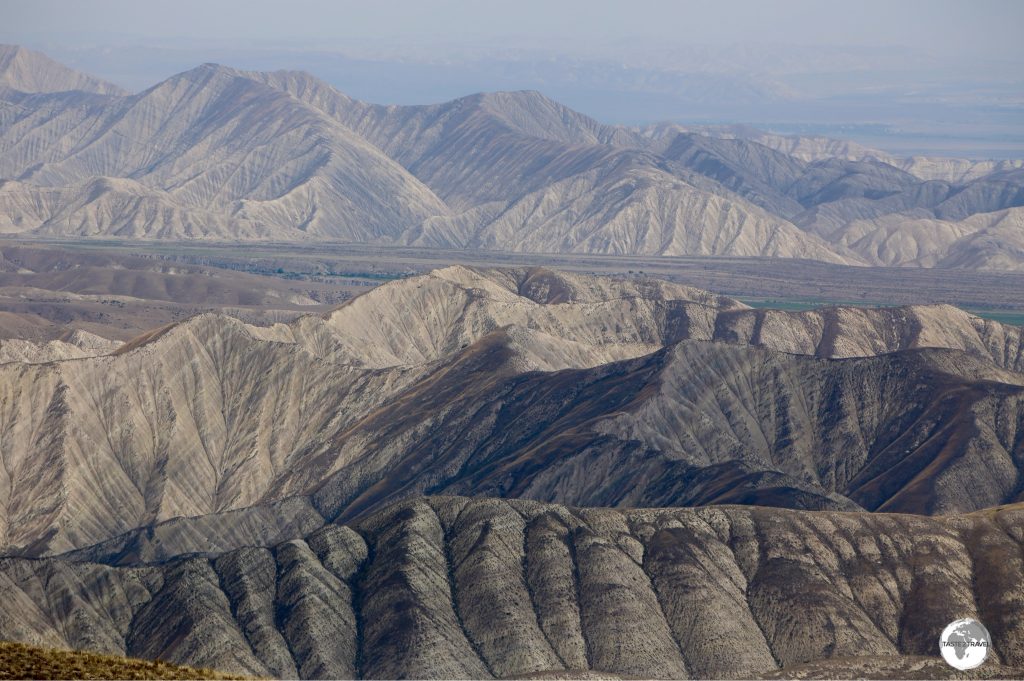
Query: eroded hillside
0,496,1020,679
0,267,1021,556
2,46,1023,268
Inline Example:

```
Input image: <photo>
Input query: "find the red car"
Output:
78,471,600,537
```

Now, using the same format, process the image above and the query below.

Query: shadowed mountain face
1,267,1022,557
2,46,1024,268
0,496,1021,679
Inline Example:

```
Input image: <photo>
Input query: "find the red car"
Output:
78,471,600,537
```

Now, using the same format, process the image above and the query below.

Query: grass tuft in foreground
0,641,246,680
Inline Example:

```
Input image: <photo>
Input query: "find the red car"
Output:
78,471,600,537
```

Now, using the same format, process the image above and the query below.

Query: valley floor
12,238,1024,317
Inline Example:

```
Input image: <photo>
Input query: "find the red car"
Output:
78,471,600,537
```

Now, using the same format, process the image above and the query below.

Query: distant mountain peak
473,89,551,104
156,61,250,86
0,44,126,95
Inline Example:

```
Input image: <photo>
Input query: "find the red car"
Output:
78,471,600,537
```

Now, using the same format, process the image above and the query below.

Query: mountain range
0,265,1021,676
3,41,1024,679
2,265,1022,557
2,44,1023,269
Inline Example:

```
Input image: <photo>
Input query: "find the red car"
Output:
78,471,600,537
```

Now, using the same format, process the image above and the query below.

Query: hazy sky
3,0,1023,60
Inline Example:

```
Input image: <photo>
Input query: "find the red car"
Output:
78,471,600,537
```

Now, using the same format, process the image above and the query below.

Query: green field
738,298,1024,327
968,311,1024,326
738,299,896,312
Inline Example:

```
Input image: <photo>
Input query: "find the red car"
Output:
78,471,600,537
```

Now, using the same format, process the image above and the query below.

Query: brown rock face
0,497,1021,679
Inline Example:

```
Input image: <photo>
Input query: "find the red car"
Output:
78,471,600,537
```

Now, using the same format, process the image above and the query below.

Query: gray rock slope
647,122,1024,183
0,44,125,95
2,47,1023,267
1,267,1022,556
0,64,448,239
0,496,1021,679
297,83,1024,266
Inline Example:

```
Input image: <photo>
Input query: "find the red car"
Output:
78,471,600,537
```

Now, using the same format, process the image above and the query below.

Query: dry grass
0,641,246,680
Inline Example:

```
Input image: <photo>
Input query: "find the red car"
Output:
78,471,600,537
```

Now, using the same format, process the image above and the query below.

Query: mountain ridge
0,267,1021,557
0,44,125,95
2,47,1023,267
3,45,1024,681
0,495,1020,679
0,60,450,240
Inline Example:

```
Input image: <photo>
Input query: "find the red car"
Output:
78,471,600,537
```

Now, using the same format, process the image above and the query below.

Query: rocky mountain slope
0,496,1020,679
1,267,1022,556
653,123,1024,183
0,62,448,240
0,329,120,364
0,44,124,96
1,47,1022,267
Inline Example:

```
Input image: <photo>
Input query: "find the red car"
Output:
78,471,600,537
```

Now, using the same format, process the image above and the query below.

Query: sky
3,0,1023,59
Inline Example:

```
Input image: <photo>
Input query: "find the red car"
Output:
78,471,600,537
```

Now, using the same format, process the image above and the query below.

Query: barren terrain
2,39,1023,681
0,263,1019,679
0,497,1020,679
2,44,1024,268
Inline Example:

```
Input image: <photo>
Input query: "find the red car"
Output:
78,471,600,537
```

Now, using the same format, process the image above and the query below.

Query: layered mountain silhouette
2,266,1022,557
2,45,1023,267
